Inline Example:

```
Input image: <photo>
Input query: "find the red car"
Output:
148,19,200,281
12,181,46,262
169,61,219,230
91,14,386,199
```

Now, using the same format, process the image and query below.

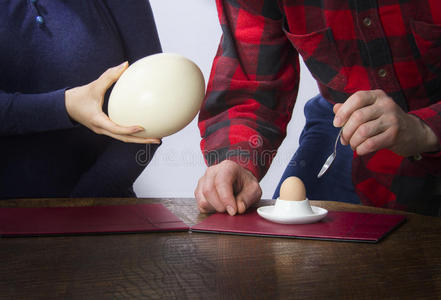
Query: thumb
236,179,262,214
95,61,128,93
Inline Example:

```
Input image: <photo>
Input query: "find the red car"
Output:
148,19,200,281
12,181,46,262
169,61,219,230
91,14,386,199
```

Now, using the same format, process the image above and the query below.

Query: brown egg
279,176,306,201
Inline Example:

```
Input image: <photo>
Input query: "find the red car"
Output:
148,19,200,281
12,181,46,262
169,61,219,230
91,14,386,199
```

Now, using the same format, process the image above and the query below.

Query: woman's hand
65,62,161,144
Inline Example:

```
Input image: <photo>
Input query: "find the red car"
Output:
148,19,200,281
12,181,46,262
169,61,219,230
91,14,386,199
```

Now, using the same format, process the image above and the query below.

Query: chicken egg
279,176,306,201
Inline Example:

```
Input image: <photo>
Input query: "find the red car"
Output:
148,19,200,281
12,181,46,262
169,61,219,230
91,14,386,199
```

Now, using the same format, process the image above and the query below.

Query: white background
134,0,319,199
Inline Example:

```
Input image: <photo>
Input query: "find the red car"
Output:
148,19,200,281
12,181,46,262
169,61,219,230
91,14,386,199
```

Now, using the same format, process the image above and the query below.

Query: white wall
134,0,319,199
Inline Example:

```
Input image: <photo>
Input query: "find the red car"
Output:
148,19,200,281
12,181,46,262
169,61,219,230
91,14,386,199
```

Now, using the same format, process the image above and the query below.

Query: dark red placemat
191,208,406,243
0,204,189,237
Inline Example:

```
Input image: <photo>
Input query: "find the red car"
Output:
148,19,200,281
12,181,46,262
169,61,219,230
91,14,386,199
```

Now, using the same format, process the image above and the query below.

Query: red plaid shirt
199,0,441,215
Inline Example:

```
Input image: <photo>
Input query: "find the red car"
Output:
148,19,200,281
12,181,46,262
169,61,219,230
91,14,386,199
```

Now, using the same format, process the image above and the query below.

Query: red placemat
191,208,406,243
0,204,189,237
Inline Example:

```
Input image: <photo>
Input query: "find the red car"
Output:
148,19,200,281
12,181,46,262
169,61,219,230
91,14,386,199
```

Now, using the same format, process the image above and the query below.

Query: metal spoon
317,127,343,178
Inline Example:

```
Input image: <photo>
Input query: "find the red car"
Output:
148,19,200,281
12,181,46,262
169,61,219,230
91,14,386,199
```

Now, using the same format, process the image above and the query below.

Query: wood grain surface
0,198,440,299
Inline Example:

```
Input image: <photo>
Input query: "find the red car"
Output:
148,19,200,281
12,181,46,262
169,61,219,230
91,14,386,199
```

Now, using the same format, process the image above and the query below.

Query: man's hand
65,62,161,144
195,160,262,215
333,90,440,157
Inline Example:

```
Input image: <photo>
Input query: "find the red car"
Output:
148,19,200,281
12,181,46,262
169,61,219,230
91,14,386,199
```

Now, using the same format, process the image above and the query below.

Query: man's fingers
195,179,216,213
341,104,382,146
200,168,226,213
214,169,239,216
236,180,261,214
195,161,260,216
355,128,394,155
347,119,386,151
333,103,343,114
334,91,376,127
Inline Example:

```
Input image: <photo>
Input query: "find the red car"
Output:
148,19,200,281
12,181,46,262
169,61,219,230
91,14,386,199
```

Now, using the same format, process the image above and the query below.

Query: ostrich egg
108,53,205,138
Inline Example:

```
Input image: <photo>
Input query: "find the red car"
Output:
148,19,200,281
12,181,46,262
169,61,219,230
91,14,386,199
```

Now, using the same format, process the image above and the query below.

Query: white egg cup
273,198,314,217
257,198,328,225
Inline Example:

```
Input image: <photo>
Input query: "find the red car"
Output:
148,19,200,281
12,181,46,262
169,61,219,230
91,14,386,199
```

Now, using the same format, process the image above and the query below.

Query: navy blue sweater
0,0,162,198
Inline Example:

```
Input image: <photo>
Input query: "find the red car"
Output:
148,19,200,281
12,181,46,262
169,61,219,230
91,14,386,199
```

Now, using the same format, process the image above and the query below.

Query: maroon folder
0,204,189,237
191,208,406,243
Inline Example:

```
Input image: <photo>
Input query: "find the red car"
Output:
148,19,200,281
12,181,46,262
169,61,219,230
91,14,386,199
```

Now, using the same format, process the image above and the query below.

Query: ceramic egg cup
257,198,328,225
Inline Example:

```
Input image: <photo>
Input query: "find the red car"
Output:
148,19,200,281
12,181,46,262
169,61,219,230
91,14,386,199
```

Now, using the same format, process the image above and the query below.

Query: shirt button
378,68,387,78
413,154,422,161
363,17,372,27
35,15,44,25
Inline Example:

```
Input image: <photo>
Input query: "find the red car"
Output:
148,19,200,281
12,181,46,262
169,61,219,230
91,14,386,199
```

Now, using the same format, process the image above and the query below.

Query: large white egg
108,53,205,138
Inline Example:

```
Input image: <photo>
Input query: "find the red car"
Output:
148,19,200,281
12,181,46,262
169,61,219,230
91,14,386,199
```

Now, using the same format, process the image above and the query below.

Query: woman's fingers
99,128,161,144
95,62,128,92
92,113,143,136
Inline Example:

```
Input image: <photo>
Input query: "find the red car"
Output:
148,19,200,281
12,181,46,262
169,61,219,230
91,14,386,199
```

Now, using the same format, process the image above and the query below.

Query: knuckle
249,180,260,192
352,91,364,103
88,80,98,91
352,110,364,123
194,185,203,200
358,123,370,138
221,159,237,169
254,185,263,199
102,69,113,80
197,201,210,213
382,99,394,110
364,138,377,152
197,197,208,208
201,184,212,198
205,166,215,176
94,128,104,135
198,207,209,214
352,90,363,97
91,115,102,127
349,139,358,150
375,89,386,97
195,178,203,191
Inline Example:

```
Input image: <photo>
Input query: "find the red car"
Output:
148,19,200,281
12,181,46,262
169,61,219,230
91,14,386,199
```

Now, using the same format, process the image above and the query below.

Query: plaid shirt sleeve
198,0,299,180
407,20,441,158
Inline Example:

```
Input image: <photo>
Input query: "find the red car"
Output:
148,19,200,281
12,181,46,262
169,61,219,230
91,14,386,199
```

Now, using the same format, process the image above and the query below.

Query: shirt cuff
409,105,441,158
203,146,267,181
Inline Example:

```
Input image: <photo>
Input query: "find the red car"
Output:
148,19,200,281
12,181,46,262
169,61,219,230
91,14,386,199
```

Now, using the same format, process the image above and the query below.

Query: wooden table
0,198,440,299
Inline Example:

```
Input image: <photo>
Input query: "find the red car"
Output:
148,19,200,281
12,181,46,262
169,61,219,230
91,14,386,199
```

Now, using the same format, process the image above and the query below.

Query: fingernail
239,201,246,213
134,127,144,132
226,205,236,216
340,137,347,146
333,116,341,127
117,61,128,70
